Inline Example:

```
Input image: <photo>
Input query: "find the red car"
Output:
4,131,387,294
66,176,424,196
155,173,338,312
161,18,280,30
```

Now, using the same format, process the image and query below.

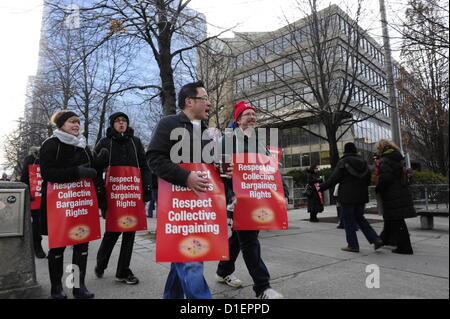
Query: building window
292,154,301,167
320,151,330,165
301,153,310,167
311,152,320,166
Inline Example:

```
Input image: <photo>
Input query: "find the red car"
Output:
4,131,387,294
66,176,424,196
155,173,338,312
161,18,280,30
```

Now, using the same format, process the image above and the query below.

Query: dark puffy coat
375,150,417,220
146,112,212,187
320,153,371,204
307,171,323,213
95,126,152,208
39,136,98,235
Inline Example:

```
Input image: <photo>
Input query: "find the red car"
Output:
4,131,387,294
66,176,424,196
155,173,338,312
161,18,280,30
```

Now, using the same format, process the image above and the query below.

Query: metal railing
291,184,449,210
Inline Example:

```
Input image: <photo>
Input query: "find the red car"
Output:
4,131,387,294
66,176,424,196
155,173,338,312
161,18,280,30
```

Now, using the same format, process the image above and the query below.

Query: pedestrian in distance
306,165,324,222
39,110,104,299
94,112,152,284
319,142,383,253
214,101,287,299
375,139,416,255
146,80,224,299
20,146,46,259
333,183,344,229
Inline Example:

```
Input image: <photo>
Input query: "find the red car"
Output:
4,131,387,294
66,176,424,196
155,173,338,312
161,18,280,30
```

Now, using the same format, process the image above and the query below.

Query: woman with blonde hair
40,110,103,298
375,139,416,254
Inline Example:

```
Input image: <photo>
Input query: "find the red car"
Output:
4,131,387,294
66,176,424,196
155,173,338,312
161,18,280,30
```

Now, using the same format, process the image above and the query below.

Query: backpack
399,160,414,186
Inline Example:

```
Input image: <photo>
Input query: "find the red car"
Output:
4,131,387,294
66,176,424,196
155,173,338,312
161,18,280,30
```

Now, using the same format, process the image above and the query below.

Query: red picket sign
46,178,101,249
105,166,148,232
314,183,324,205
28,164,43,210
232,153,288,230
156,163,229,262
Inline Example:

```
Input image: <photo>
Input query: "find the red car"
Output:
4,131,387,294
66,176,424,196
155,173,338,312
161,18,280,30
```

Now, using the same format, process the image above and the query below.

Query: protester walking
306,165,323,222
40,110,103,299
146,81,222,299
333,183,344,229
214,101,287,299
319,142,383,253
94,112,151,284
20,146,46,259
375,140,416,254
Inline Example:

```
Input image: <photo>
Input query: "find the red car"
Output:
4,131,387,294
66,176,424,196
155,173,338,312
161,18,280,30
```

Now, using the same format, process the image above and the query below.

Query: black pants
96,231,135,278
48,243,89,287
217,230,270,296
380,219,413,252
31,210,42,243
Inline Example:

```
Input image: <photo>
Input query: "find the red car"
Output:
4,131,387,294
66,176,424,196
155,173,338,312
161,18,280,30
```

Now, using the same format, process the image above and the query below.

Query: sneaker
373,238,384,250
116,273,139,285
341,246,360,253
257,288,284,299
215,274,243,288
94,266,103,278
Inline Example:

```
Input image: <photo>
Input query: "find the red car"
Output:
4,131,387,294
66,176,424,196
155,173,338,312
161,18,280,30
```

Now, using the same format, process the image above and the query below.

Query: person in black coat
94,112,151,285
40,110,100,299
375,139,416,254
306,165,323,222
20,146,46,258
319,142,383,253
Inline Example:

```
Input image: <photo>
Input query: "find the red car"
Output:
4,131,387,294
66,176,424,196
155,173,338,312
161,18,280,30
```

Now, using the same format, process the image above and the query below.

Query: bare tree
396,0,449,176
48,0,230,116
197,38,235,130
232,0,390,168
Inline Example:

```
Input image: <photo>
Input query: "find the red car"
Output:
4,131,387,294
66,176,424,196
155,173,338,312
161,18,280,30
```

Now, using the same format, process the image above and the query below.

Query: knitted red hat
234,101,256,122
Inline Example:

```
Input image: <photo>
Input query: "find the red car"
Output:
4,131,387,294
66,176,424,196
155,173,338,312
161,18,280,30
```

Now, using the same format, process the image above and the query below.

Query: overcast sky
0,0,408,173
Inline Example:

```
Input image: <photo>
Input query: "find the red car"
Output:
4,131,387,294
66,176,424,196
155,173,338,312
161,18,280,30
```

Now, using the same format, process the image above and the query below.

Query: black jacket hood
341,153,369,177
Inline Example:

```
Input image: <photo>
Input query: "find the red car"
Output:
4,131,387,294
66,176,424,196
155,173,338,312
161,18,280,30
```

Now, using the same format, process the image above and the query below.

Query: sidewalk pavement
33,205,449,299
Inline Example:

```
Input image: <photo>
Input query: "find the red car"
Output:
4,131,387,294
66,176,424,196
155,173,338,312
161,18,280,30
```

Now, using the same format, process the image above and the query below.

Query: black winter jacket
20,151,40,208
39,136,98,235
375,149,417,220
320,153,371,204
146,112,212,187
307,171,323,213
95,126,152,207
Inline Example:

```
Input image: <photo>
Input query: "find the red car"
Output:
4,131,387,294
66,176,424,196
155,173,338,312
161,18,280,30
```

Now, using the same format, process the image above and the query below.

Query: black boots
48,253,67,299
48,245,94,299
72,249,94,299
73,284,95,299
34,241,47,259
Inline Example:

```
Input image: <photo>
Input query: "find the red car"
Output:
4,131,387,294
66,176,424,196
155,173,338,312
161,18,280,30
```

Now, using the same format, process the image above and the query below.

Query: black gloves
94,148,109,167
77,163,97,179
143,185,152,202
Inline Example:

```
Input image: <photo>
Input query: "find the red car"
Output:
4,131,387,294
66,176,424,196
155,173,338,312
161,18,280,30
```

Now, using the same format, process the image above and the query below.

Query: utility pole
379,0,404,154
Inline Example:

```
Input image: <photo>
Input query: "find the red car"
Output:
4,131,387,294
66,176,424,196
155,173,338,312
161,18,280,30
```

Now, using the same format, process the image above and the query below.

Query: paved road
33,205,449,299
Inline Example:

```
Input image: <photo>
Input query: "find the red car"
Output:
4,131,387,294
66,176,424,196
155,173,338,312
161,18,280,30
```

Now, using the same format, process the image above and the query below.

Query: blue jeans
341,203,379,249
217,230,270,296
163,262,212,299
147,191,158,217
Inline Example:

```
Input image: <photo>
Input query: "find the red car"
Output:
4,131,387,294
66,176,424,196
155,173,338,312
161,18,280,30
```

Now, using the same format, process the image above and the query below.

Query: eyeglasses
189,96,210,102
114,118,127,123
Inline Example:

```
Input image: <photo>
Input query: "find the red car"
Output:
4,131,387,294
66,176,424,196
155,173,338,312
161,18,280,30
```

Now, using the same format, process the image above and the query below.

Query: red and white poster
156,163,229,262
105,166,147,232
232,153,288,230
314,183,324,205
46,178,101,249
28,164,42,210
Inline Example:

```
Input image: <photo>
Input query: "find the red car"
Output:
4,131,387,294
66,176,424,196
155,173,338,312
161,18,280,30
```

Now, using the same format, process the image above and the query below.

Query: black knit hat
344,142,357,154
109,112,129,128
56,111,78,128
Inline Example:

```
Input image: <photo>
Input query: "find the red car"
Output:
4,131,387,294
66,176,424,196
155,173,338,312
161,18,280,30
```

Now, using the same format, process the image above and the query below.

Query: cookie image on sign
179,237,210,258
251,207,275,223
68,225,91,241
118,215,138,229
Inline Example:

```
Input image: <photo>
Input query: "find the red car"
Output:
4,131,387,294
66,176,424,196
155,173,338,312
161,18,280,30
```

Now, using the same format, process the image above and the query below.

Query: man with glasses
146,81,229,298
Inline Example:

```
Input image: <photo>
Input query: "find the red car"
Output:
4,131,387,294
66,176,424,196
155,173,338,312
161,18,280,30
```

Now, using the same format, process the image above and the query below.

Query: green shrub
412,171,448,185
285,167,333,187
